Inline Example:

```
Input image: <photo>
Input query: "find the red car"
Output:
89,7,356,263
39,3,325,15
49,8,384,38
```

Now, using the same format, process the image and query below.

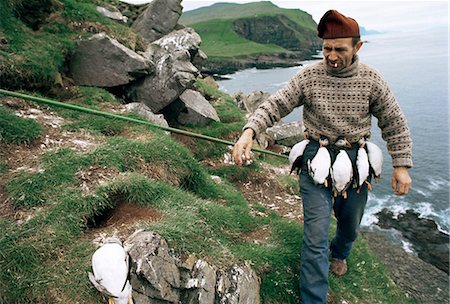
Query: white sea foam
401,239,415,254
426,177,450,191
362,192,450,235
411,187,430,198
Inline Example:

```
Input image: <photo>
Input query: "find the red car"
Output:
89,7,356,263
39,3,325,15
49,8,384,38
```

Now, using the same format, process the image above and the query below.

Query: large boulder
126,28,201,113
266,121,304,147
176,89,220,126
69,33,152,87
132,0,183,43
123,230,261,304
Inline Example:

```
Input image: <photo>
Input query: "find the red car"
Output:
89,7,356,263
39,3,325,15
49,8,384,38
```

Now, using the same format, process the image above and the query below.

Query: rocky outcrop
203,54,303,76
376,208,449,274
124,230,260,304
232,15,321,54
126,28,202,113
69,33,152,87
362,231,449,303
132,0,183,43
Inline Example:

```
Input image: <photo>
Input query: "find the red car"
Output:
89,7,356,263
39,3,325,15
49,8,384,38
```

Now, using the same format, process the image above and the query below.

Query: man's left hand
392,166,412,195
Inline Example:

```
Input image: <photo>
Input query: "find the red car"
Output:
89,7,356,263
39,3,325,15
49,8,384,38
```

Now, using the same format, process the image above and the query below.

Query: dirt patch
236,164,304,222
76,166,120,194
241,225,271,245
87,201,162,240
139,161,180,186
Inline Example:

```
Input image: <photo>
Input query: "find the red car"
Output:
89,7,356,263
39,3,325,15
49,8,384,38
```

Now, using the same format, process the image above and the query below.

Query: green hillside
180,1,316,30
180,1,321,62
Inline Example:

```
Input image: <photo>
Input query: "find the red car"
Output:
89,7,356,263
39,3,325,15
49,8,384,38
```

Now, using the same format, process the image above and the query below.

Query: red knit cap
317,10,360,39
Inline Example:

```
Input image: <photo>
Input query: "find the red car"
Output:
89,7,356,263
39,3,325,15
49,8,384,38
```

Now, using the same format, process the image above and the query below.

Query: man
232,9,413,304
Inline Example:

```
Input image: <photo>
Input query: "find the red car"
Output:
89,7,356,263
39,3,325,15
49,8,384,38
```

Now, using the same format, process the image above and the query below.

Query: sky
120,0,449,32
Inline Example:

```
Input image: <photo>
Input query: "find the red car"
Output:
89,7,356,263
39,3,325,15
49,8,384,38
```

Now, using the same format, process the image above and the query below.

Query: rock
176,89,220,126
362,231,449,303
125,231,181,303
234,91,270,113
124,230,261,304
266,121,304,147
202,76,219,90
192,49,208,71
69,33,152,87
124,102,169,128
96,6,128,23
210,175,222,184
132,0,183,43
216,262,260,304
375,208,449,274
181,260,217,304
126,28,201,112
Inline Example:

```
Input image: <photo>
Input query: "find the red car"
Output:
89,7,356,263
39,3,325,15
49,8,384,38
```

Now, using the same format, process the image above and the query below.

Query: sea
216,27,450,236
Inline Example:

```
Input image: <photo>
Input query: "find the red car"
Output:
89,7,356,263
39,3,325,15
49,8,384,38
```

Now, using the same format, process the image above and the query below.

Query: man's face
322,38,363,70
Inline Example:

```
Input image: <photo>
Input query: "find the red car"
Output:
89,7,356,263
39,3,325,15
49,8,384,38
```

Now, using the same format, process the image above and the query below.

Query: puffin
365,139,383,182
289,139,310,174
307,136,331,187
330,137,353,198
355,137,372,192
88,237,133,304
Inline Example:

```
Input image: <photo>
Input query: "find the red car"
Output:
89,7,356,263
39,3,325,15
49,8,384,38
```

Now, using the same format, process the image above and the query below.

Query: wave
362,193,450,234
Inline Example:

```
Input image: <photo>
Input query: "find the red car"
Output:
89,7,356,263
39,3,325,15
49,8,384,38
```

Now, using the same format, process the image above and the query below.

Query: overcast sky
120,0,449,32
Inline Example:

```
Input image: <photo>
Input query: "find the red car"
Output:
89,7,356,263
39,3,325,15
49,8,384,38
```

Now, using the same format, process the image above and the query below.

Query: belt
305,130,371,148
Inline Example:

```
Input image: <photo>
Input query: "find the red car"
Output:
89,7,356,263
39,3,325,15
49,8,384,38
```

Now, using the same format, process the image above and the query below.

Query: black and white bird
355,137,372,192
88,237,133,304
331,137,353,198
308,136,331,187
365,139,383,182
289,139,310,174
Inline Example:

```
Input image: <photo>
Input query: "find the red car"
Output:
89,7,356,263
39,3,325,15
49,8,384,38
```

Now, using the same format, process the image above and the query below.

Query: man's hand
392,166,412,195
232,128,254,166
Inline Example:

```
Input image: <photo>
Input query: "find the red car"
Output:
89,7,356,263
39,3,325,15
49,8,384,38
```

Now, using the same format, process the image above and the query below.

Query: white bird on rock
366,139,383,182
356,138,372,192
331,137,353,198
289,139,310,174
88,237,133,304
307,136,331,187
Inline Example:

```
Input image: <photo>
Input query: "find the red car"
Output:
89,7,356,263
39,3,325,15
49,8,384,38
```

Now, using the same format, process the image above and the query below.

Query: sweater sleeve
243,71,304,136
370,74,413,168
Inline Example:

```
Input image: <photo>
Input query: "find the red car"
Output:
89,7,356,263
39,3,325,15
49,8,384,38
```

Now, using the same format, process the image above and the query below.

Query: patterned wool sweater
244,56,413,167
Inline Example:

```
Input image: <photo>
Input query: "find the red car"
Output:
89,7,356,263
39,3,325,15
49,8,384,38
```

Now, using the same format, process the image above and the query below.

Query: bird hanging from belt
330,137,353,198
307,136,331,187
289,138,310,174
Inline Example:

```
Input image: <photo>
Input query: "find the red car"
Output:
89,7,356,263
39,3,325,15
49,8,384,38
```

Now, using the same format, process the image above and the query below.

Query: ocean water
217,27,450,233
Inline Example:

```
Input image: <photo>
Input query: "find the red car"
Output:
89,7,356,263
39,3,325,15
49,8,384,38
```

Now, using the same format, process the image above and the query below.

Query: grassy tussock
0,105,43,144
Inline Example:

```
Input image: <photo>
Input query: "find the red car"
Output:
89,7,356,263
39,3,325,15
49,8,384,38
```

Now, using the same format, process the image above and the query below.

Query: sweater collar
324,55,359,78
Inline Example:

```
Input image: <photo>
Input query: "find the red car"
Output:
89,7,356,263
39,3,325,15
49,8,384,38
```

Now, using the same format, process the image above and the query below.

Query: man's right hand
232,128,254,166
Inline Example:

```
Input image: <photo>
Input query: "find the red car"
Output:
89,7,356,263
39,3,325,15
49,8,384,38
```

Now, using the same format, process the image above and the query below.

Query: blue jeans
299,141,368,303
